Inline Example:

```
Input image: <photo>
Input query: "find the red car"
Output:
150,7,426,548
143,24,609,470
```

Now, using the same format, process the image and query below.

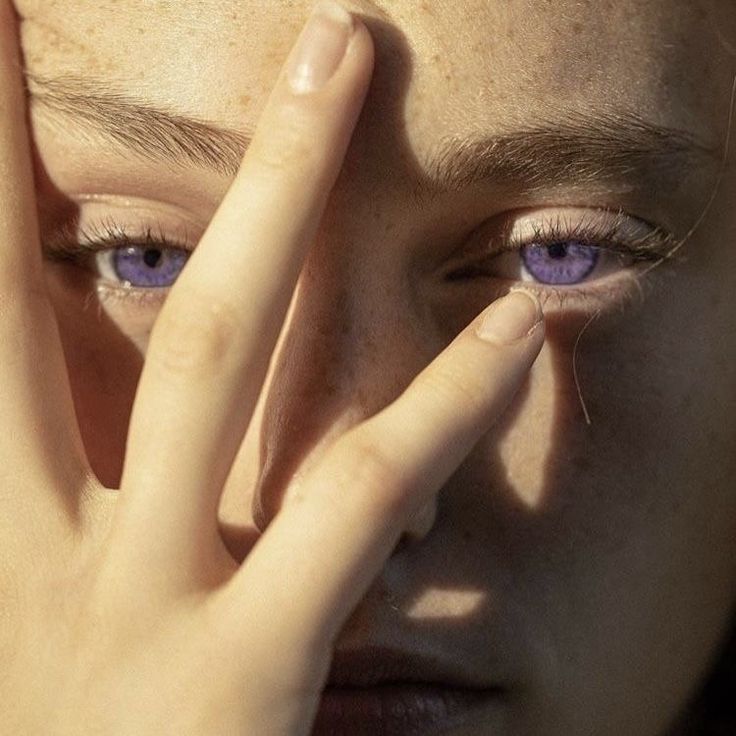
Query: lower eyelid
444,254,654,314
95,280,172,310
493,268,651,313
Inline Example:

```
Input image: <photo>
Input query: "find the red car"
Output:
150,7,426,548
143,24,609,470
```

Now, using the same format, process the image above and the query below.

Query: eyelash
44,210,680,311
44,218,193,307
447,210,681,310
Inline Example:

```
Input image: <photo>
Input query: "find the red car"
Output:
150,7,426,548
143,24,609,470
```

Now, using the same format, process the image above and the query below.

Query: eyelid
443,206,682,312
42,217,195,264
487,207,680,262
443,206,681,282
41,215,199,310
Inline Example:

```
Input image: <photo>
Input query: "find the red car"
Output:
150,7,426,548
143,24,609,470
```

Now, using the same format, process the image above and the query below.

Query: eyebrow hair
28,74,720,193
29,74,251,176
421,111,719,196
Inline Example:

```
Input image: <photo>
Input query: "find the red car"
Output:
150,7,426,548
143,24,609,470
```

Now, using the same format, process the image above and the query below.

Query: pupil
143,249,162,268
547,243,567,259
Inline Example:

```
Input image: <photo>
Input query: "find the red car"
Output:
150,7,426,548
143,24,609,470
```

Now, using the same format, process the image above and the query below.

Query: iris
521,241,599,285
113,246,189,288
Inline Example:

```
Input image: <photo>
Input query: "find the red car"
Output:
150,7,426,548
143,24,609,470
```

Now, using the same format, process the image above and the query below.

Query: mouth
310,646,505,736
312,682,502,736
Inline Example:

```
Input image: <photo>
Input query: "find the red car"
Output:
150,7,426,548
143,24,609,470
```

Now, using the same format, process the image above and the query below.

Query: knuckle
150,294,240,379
338,436,413,517
414,365,486,411
347,438,401,488
251,110,316,174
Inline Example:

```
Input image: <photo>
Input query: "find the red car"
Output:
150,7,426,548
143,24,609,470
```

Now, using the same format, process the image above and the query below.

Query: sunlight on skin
495,342,555,510
405,586,487,621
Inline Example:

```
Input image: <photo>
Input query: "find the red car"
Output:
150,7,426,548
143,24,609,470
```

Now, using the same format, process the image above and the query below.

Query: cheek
46,265,143,488
446,299,736,732
465,310,641,515
467,280,736,532
487,342,557,510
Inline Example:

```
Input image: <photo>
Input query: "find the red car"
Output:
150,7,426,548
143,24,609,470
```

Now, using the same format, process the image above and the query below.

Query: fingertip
476,290,544,345
285,1,374,97
334,8,376,102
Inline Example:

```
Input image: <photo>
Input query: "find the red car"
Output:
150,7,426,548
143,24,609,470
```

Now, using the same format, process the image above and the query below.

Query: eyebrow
29,74,251,176
28,74,721,193
422,112,720,197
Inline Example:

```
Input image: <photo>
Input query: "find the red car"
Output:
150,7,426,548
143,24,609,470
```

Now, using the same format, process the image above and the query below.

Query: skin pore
9,0,736,734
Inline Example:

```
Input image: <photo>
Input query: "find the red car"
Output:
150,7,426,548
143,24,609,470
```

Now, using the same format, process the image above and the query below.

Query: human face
13,0,736,734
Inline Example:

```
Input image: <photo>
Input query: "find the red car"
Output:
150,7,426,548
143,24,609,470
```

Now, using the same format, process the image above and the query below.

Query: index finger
220,291,545,695
111,3,374,578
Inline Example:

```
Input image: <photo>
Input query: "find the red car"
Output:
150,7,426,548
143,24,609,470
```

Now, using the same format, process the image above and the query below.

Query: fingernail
477,290,543,344
288,1,354,94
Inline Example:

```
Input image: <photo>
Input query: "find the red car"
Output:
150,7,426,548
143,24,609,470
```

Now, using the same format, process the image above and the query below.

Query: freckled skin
11,0,736,734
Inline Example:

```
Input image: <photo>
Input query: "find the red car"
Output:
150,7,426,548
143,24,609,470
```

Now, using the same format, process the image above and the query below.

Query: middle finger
114,3,374,578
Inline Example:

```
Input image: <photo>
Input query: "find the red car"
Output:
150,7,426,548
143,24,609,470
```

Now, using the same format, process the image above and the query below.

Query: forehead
15,0,736,148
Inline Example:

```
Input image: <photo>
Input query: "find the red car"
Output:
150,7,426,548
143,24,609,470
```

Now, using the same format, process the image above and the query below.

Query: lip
312,683,502,736
326,645,501,688
310,646,505,735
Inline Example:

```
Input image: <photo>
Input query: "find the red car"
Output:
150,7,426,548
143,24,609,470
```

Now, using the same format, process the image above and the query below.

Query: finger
0,1,87,491
114,4,374,576
219,291,544,691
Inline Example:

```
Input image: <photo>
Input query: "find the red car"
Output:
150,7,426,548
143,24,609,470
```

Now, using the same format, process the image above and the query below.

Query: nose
250,228,423,531
247,20,438,532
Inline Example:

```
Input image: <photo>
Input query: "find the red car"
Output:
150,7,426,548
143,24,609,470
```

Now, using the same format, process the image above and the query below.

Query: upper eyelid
488,209,681,261
42,218,195,263
439,206,682,316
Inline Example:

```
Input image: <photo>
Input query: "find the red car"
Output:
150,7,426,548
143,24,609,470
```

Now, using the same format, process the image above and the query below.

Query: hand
0,2,545,735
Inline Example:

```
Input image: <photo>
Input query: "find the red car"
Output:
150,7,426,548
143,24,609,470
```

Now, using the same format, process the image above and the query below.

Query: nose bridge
251,237,409,528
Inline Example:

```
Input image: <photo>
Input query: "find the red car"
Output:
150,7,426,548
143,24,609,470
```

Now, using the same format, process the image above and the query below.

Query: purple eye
112,246,189,288
520,241,599,285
